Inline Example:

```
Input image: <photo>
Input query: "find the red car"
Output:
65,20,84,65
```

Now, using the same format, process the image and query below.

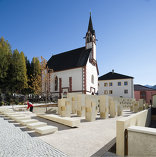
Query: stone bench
9,114,26,119
35,125,58,135
19,119,39,125
38,114,80,127
14,116,31,122
27,122,47,129
3,112,20,116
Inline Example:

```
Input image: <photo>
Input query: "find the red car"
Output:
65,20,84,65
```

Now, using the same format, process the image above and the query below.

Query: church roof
98,72,133,80
47,47,91,71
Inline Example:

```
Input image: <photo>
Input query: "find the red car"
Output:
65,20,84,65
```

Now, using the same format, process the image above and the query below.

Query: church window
55,76,58,91
91,75,94,84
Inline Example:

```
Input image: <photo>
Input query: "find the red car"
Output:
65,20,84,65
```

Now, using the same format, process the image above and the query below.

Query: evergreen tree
31,57,41,76
25,57,32,93
12,50,28,93
20,51,28,92
25,57,31,78
0,37,12,93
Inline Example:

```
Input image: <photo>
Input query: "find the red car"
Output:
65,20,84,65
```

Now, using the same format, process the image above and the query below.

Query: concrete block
59,98,71,117
77,94,85,117
133,101,139,113
67,93,78,114
9,114,26,119
35,125,58,135
4,112,20,116
130,105,133,112
14,116,31,122
19,119,38,125
27,122,47,129
72,101,77,114
138,99,144,111
99,95,109,119
85,95,98,122
109,97,117,118
153,95,156,108
116,109,150,157
115,98,123,116
38,114,80,127
58,99,61,115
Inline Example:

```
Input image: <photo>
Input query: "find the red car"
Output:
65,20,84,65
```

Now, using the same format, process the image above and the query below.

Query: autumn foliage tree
40,56,53,102
29,57,41,95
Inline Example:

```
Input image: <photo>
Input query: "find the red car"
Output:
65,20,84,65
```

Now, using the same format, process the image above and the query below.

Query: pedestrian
26,100,34,112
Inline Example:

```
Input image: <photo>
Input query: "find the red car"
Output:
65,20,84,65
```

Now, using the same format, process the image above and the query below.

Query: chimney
112,69,114,73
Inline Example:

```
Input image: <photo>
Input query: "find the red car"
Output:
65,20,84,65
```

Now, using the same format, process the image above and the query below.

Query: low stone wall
128,126,156,156
116,108,151,157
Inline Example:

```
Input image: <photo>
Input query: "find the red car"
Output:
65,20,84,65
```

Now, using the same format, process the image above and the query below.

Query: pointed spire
87,12,95,35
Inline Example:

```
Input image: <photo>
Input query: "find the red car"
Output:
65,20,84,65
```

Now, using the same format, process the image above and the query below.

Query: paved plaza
0,115,68,157
0,108,133,157
37,110,133,157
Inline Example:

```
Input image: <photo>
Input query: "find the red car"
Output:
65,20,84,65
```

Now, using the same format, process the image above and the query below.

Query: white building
42,14,99,98
98,70,134,98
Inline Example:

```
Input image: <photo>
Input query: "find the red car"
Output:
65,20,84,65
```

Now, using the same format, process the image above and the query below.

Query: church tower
85,13,96,60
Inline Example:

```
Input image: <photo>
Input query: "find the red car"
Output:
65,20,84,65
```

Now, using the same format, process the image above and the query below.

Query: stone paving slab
0,116,68,157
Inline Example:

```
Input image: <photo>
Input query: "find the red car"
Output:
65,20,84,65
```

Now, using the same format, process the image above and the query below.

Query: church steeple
85,13,96,60
87,13,95,35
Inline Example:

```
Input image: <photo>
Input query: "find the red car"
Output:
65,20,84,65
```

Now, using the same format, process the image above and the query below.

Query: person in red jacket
26,100,33,112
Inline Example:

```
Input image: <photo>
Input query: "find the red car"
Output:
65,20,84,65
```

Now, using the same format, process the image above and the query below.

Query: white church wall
86,59,98,94
50,67,83,93
93,43,96,60
98,78,134,98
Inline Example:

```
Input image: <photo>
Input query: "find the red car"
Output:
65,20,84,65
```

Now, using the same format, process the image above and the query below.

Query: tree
31,57,41,76
12,49,28,93
20,51,28,92
40,56,52,102
29,57,41,94
0,37,12,93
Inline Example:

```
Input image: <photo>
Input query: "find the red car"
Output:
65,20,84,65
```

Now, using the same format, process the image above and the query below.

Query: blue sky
0,0,156,85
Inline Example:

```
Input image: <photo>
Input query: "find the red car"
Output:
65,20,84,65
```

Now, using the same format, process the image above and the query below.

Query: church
42,15,99,98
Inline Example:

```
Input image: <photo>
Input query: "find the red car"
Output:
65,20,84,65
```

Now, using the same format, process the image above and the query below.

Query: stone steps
14,116,31,122
0,109,58,135
9,114,26,119
38,114,80,127
35,125,58,135
27,122,47,129
19,119,39,125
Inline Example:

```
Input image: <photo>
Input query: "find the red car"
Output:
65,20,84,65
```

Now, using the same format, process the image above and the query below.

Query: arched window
55,76,58,91
91,75,94,84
